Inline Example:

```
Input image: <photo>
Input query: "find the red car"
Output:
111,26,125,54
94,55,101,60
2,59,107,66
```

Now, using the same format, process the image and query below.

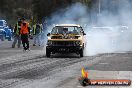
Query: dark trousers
21,34,29,50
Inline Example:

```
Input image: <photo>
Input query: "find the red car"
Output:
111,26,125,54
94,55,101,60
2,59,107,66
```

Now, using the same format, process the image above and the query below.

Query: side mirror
83,33,86,35
81,31,86,35
47,33,50,36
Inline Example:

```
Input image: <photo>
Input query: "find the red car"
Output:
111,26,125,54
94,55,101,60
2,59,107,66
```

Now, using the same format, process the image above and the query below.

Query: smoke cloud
43,0,132,56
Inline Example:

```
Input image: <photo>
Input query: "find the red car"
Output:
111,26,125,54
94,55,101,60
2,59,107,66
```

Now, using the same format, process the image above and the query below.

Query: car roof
0,20,6,22
55,24,81,27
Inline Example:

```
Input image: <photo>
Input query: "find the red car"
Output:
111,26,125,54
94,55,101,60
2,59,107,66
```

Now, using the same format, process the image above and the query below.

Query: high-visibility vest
16,22,21,35
20,22,29,34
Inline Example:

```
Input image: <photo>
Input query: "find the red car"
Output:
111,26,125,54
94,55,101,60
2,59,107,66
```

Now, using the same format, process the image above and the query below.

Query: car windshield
0,21,3,26
51,26,81,35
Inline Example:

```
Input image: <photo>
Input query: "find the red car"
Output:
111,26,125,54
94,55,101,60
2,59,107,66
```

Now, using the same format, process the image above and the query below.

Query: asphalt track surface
0,40,132,88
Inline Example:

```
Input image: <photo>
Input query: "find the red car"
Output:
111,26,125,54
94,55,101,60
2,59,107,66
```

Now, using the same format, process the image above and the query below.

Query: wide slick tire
46,47,51,57
79,48,84,57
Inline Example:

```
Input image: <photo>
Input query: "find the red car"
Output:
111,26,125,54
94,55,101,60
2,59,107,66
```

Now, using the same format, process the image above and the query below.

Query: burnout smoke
43,1,132,56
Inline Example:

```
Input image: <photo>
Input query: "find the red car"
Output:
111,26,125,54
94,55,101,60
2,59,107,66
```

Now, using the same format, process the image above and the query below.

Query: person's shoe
23,48,26,52
27,48,30,51
24,48,30,51
33,44,36,46
12,46,15,48
23,47,27,51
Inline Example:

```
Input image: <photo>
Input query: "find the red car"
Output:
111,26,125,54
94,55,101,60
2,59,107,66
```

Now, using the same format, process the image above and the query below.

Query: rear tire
1,35,5,41
46,47,51,57
79,48,84,57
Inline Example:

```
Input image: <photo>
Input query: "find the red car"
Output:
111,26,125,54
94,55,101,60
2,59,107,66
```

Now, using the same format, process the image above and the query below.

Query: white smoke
45,1,132,56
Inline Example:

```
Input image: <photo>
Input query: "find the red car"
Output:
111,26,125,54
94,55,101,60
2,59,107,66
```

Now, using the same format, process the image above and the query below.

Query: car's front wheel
46,47,51,57
79,48,84,57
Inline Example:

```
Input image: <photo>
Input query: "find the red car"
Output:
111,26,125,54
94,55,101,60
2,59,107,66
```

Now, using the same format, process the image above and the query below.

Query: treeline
0,0,32,24
0,0,129,24
0,0,94,24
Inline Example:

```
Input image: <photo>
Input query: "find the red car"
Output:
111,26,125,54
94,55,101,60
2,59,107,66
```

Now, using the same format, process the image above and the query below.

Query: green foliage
32,0,73,21
0,0,93,24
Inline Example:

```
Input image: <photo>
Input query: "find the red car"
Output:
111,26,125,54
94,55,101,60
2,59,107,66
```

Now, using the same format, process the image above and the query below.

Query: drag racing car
0,20,12,41
46,24,86,57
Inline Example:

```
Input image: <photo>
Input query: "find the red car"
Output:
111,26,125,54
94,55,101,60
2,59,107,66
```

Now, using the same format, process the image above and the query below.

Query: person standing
32,23,42,46
20,17,30,51
12,19,22,48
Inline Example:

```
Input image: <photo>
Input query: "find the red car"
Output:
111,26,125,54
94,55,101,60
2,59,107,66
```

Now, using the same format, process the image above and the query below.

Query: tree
32,0,73,22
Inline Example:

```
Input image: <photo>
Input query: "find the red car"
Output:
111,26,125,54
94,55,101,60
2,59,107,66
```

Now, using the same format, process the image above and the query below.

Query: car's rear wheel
79,48,84,57
46,47,51,57
1,34,5,41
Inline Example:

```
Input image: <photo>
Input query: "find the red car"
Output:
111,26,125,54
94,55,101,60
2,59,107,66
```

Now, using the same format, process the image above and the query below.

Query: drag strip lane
0,55,91,88
0,50,122,88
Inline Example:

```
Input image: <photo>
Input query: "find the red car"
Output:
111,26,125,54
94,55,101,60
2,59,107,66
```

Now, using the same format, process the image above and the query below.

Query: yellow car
46,24,86,57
